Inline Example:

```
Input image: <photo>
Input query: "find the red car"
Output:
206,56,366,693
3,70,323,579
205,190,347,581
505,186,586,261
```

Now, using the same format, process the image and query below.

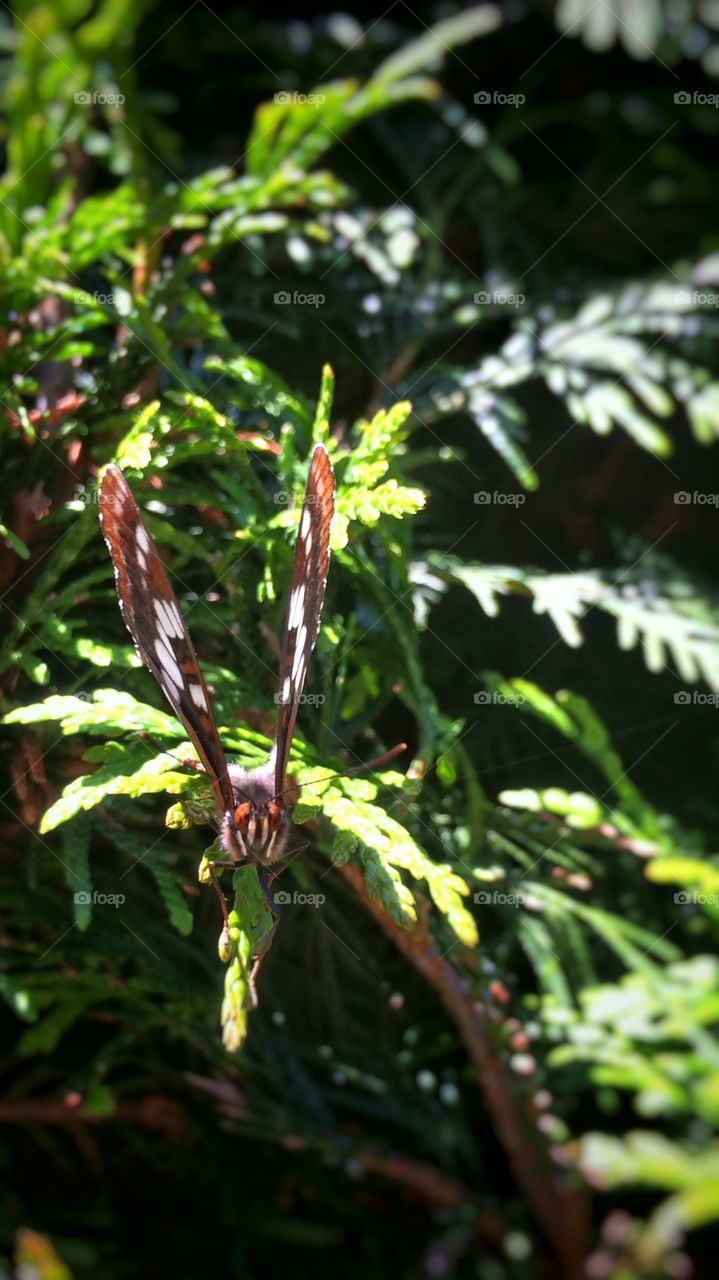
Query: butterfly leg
207,859,285,921
246,897,283,1004
209,870,229,929
254,839,312,916
206,859,246,930
248,929,276,1007
265,838,311,886
256,867,280,917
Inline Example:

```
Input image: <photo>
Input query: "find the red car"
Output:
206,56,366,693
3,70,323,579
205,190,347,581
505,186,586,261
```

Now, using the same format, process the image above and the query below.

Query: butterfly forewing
273,444,335,795
99,465,234,816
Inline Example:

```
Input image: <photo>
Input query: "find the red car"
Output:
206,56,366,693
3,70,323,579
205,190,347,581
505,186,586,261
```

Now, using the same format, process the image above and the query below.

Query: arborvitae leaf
61,815,93,930
145,855,194,937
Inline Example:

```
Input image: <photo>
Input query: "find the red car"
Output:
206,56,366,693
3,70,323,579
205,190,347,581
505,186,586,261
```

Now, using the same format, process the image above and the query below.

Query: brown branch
0,1093,185,1140
186,1072,504,1245
341,863,590,1279
354,1150,505,1251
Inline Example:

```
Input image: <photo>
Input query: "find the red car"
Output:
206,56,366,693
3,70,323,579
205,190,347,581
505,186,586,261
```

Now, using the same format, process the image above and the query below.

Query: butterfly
99,445,335,921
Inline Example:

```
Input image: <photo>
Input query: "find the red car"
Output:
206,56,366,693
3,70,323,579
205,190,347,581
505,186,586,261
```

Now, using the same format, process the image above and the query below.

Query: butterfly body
222,759,289,864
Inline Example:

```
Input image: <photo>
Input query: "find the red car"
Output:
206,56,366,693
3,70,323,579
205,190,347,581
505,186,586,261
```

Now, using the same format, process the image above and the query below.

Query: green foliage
219,866,277,1052
545,957,719,1119
429,556,719,691
579,1132,719,1266
1,3,719,1278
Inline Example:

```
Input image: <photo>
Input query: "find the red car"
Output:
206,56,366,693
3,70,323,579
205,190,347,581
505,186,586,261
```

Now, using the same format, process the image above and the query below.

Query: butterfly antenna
137,730,262,805
290,742,407,797
136,731,196,770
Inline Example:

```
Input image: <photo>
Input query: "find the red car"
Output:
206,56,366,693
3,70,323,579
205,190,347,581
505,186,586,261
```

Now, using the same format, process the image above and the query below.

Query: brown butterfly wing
99,465,234,817
272,444,335,795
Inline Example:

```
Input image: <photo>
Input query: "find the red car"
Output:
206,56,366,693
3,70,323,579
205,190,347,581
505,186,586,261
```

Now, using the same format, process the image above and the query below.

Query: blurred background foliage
1,1,719,1277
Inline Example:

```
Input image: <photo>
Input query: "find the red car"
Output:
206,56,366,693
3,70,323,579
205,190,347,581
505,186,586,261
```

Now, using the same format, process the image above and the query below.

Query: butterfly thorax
220,760,288,863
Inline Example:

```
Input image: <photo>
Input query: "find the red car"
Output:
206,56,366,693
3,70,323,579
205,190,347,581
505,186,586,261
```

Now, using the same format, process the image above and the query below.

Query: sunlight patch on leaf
4,690,182,738
40,751,190,833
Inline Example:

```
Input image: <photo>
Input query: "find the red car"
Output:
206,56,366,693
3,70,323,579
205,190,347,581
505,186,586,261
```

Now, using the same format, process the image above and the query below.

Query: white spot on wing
136,524,150,553
189,683,207,708
300,508,311,538
155,637,183,691
154,598,183,640
166,600,184,637
288,583,305,631
292,624,308,681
